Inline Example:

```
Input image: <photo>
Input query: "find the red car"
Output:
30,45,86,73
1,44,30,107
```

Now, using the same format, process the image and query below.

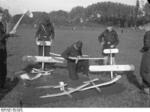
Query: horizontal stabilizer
89,65,135,72
103,48,119,54
23,56,64,63
36,41,52,46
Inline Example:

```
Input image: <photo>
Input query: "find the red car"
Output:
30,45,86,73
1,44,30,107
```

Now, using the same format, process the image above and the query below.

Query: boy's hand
9,30,19,37
110,45,115,48
9,30,16,34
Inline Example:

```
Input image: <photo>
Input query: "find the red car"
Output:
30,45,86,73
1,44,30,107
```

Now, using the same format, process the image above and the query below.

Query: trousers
67,60,89,80
140,51,150,88
0,49,7,88
38,45,51,69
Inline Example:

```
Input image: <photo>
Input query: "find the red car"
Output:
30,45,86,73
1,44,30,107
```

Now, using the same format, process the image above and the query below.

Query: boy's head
107,26,113,31
75,40,83,50
144,23,150,31
106,22,113,31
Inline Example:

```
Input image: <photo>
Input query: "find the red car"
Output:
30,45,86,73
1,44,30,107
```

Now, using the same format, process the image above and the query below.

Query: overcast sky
0,0,147,15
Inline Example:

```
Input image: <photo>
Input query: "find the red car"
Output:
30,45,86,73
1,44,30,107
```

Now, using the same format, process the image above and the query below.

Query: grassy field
0,25,150,107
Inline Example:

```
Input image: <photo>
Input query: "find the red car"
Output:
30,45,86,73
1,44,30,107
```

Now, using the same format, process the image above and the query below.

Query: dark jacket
35,22,55,41
141,31,150,52
0,22,10,50
140,31,150,85
98,29,119,49
61,42,89,80
61,44,82,62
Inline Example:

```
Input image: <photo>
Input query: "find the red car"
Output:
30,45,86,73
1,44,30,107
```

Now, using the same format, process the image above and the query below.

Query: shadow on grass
0,77,19,101
126,71,142,90
21,76,125,107
20,62,125,107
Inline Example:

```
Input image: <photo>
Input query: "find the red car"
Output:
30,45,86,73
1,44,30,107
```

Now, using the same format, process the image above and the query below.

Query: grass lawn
0,26,149,107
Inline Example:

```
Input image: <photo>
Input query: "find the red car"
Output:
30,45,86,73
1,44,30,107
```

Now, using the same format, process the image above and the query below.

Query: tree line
1,0,150,27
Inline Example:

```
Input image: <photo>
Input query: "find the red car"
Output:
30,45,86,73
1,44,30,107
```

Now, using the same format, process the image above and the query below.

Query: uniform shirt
0,22,16,50
35,23,55,41
98,29,119,49
0,22,7,50
61,44,82,62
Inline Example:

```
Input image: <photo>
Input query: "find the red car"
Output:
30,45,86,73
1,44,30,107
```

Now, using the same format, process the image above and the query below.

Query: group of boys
1,9,150,96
